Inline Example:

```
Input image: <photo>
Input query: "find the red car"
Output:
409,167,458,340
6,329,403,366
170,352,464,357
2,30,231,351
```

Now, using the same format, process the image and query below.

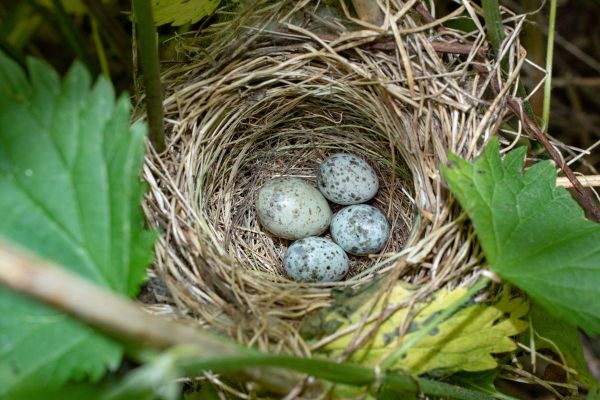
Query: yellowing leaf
402,292,528,374
323,286,529,375
152,0,220,26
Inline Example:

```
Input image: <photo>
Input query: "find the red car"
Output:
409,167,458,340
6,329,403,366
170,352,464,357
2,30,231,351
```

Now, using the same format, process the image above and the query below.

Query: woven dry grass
142,0,531,368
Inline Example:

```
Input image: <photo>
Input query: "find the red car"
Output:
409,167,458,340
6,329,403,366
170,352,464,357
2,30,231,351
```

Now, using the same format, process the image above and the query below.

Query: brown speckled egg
330,205,389,256
284,237,349,282
317,153,379,205
255,177,332,240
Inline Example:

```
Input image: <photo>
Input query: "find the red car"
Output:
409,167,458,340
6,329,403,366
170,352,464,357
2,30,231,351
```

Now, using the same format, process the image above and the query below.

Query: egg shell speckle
255,177,332,240
330,205,389,256
317,153,379,205
284,237,349,282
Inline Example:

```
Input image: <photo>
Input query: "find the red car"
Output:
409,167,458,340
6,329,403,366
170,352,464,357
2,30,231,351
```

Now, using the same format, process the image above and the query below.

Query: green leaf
441,138,600,334
7,382,106,400
152,0,221,26
481,0,504,55
526,304,595,387
103,353,181,400
0,53,154,396
452,370,517,400
0,289,119,398
323,284,528,375
588,385,600,400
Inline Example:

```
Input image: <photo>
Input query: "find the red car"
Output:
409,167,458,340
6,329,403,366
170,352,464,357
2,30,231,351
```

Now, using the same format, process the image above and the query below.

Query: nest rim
140,0,526,359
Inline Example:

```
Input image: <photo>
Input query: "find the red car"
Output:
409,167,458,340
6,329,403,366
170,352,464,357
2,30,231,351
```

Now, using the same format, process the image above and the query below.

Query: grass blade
542,0,557,131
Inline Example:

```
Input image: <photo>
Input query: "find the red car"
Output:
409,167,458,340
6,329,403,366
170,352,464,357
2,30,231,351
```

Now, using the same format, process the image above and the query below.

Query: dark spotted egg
256,177,332,240
284,237,349,282
331,205,389,256
317,153,379,205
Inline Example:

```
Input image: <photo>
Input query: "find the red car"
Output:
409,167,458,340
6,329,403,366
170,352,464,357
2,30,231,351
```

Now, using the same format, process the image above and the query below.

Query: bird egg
255,177,332,240
284,237,349,282
317,153,379,205
330,204,389,255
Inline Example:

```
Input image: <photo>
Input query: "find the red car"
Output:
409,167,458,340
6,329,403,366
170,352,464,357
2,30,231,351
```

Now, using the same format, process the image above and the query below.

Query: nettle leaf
0,53,155,396
323,284,528,375
441,138,600,334
152,0,220,26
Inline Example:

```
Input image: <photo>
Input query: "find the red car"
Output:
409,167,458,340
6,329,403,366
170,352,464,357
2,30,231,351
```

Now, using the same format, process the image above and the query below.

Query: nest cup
143,1,523,360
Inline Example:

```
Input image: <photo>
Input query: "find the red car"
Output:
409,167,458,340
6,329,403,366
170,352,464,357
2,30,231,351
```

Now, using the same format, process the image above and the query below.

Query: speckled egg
330,205,389,256
255,177,332,240
317,153,379,205
284,237,349,282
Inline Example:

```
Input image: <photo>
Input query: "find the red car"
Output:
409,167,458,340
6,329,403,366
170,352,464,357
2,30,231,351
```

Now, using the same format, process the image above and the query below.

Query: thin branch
430,41,488,57
0,240,296,393
471,62,600,222
0,241,496,400
556,175,600,188
412,1,600,221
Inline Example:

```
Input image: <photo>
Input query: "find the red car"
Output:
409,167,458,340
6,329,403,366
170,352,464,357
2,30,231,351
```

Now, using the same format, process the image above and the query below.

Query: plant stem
132,0,165,152
174,349,494,399
0,241,494,400
542,0,557,132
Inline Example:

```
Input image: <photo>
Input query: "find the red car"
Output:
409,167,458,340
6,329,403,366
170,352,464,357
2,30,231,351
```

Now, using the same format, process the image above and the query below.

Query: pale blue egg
317,153,379,205
284,237,349,282
331,205,389,255
256,177,332,240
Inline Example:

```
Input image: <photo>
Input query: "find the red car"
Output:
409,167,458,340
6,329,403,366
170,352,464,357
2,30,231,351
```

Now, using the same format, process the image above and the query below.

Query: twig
412,1,600,221
0,241,496,400
414,2,435,23
556,175,600,188
471,63,600,222
0,241,296,394
430,41,488,57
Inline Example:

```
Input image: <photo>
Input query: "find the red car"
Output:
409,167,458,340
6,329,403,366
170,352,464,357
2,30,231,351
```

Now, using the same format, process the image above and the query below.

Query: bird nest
142,0,527,375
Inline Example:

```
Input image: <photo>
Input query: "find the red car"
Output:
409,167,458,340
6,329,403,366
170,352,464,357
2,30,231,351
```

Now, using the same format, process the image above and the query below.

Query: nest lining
142,0,527,358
